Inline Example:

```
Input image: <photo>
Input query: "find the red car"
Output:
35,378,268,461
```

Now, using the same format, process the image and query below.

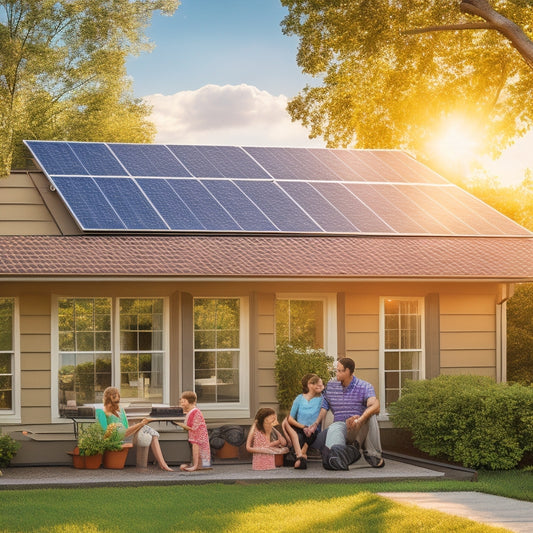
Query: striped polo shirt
321,376,376,421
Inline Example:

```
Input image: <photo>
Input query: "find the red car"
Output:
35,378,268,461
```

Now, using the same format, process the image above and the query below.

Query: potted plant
76,423,105,469
0,434,21,474
102,423,132,469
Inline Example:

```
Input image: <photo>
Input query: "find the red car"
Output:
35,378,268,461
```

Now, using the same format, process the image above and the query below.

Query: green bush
0,434,20,468
388,375,533,470
274,341,334,412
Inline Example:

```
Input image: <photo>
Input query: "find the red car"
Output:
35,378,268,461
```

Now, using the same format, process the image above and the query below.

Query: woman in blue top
281,373,324,469
96,387,173,471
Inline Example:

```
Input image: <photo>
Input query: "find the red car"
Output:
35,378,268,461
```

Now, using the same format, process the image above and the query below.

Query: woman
281,373,324,469
96,386,173,471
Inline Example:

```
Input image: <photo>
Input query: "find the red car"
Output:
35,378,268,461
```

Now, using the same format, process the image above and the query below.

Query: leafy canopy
0,0,179,176
281,1,533,161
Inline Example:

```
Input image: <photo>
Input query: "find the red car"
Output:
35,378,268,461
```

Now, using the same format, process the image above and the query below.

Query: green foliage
507,283,533,385
274,341,334,412
77,423,105,456
389,375,533,470
103,423,127,452
0,433,20,468
0,0,179,176
281,1,533,159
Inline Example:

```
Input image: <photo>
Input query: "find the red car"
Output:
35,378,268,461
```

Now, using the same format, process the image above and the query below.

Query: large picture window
56,297,166,417
0,298,15,412
380,298,424,409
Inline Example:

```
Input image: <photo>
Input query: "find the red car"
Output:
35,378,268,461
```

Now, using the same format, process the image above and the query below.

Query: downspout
496,284,514,383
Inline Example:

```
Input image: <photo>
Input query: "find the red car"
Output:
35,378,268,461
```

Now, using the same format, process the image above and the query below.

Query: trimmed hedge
388,375,533,470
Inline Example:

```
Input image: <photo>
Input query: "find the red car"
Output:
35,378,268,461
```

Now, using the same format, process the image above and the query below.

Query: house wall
0,275,506,464
0,171,82,235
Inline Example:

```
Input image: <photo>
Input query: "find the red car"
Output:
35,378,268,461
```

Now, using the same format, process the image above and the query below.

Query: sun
426,116,481,172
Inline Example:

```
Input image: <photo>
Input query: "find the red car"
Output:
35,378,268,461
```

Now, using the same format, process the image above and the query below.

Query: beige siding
255,293,277,411
19,293,52,424
440,293,497,379
345,294,380,394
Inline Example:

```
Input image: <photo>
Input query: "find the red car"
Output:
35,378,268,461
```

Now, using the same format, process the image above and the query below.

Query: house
1,141,533,465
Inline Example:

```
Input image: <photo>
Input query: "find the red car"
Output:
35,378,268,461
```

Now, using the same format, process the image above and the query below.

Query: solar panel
23,140,532,236
50,177,126,229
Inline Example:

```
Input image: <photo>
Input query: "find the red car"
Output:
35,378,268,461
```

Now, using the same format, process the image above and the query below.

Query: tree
0,0,179,176
280,1,533,160
507,283,533,385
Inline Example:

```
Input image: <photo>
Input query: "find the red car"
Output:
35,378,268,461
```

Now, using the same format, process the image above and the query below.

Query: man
315,357,385,470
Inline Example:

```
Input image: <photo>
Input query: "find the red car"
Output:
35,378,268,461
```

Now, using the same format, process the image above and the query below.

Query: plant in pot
0,434,21,475
102,423,132,469
76,423,106,469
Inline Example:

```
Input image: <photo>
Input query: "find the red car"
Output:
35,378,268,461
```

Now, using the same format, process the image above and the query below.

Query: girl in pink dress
178,391,211,471
246,408,288,470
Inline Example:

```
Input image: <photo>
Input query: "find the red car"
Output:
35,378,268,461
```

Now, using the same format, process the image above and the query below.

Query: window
0,298,15,414
275,294,337,354
380,298,424,409
193,298,249,413
55,297,167,418
58,298,112,411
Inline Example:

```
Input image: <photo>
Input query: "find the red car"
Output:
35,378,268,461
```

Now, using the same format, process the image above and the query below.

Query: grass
1,471,531,533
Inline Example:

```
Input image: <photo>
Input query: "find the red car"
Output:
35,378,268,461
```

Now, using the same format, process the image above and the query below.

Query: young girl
177,391,211,471
246,408,289,470
281,373,324,469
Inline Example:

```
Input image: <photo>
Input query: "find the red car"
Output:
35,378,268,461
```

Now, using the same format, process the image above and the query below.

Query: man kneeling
315,357,385,471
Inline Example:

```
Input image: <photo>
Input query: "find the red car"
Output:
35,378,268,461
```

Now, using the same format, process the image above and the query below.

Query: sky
125,0,532,187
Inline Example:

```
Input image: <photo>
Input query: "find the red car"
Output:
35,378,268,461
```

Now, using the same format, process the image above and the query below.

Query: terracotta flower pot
103,444,132,469
84,454,103,469
68,447,85,469
215,442,240,459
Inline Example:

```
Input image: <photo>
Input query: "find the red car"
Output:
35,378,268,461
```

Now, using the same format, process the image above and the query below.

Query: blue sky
127,0,310,97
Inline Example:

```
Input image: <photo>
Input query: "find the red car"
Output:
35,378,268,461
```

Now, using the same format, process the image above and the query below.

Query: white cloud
143,84,325,147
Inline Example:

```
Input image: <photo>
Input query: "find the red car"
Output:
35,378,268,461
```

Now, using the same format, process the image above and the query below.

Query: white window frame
379,297,425,415
0,298,20,423
275,293,337,357
51,296,169,422
193,296,249,419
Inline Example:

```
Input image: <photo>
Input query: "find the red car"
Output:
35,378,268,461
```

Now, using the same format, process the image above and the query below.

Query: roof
2,234,533,280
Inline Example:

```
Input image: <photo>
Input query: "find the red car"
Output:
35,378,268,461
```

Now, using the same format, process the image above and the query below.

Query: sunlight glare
427,116,481,173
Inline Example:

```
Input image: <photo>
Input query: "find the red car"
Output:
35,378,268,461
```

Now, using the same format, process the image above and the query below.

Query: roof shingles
1,234,533,280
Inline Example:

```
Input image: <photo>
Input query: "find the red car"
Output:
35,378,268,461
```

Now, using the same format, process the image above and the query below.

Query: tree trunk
460,0,533,68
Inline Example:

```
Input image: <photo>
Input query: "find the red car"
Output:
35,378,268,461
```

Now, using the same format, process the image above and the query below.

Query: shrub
388,375,533,470
275,341,334,412
0,434,20,468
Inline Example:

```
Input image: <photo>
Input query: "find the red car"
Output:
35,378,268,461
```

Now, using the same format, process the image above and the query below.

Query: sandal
294,456,307,470
364,454,385,468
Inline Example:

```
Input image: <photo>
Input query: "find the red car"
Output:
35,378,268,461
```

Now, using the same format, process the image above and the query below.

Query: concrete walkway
379,492,533,533
1,459,532,532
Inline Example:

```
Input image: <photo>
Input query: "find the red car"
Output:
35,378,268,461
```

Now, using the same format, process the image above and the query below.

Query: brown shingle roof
1,234,533,280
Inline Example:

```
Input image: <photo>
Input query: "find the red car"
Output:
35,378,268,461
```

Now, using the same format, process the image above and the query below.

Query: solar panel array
24,140,530,236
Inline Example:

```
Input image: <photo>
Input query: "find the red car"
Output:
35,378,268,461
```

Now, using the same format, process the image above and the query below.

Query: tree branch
403,22,495,35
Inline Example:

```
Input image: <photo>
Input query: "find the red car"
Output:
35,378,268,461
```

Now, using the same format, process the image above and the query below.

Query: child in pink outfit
246,407,288,470
178,391,211,471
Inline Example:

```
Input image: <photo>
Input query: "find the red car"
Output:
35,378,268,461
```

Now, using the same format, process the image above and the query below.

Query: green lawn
0,471,531,533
